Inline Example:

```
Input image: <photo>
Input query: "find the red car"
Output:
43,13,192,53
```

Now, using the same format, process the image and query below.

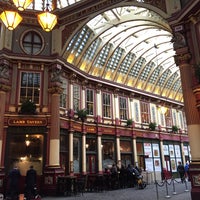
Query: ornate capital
0,83,11,92
174,53,191,66
48,86,63,94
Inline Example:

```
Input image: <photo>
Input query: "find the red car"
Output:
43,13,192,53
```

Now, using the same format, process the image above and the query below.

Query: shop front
5,117,48,194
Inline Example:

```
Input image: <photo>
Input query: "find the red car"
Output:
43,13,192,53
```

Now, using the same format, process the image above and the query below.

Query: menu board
175,145,181,157
163,145,169,155
153,143,160,157
169,145,174,157
145,158,154,171
144,143,152,157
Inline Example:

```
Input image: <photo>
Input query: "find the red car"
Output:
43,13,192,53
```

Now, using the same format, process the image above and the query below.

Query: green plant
77,109,88,121
20,99,37,114
149,122,156,131
126,119,133,126
172,125,178,133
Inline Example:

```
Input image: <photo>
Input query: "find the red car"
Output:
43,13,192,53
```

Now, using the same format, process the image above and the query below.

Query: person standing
7,165,21,200
184,161,190,181
25,165,37,199
177,162,185,183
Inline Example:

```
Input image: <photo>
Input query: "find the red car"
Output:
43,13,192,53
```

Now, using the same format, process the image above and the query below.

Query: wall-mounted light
85,144,89,149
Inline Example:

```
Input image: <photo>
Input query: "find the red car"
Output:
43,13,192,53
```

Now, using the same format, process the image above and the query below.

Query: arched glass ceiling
65,6,182,102
24,0,82,10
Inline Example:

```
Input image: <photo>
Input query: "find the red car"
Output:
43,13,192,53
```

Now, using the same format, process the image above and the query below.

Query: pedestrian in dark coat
177,162,185,183
25,165,37,199
7,165,21,200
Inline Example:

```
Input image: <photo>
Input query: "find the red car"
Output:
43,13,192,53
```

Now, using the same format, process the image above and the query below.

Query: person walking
177,162,185,183
25,165,37,200
184,161,190,181
7,165,21,200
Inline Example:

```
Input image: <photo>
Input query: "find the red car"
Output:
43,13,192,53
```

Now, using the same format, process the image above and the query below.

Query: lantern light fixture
13,0,33,11
37,3,57,32
0,10,23,31
0,0,57,32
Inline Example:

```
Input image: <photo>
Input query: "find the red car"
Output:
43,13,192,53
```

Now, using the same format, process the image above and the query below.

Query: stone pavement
42,179,191,200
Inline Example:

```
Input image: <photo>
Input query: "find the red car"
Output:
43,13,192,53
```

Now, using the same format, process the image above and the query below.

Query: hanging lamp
12,0,33,11
37,3,57,32
0,10,22,30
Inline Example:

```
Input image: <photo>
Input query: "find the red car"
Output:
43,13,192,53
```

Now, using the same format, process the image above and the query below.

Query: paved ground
42,179,191,200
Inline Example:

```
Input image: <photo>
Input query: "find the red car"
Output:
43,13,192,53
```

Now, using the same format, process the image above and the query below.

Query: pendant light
0,10,22,30
37,3,57,32
12,0,33,11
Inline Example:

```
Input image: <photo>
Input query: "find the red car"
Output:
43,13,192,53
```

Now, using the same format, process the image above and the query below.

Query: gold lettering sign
8,118,47,126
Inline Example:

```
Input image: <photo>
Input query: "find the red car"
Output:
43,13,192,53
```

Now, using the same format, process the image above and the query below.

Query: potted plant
77,109,88,121
126,119,133,126
149,122,156,131
19,99,37,114
172,125,178,133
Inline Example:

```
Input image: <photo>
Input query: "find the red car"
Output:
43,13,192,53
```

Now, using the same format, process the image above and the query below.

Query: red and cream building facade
1,0,200,199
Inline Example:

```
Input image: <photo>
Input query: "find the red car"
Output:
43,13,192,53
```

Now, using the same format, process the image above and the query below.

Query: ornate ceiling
64,5,182,103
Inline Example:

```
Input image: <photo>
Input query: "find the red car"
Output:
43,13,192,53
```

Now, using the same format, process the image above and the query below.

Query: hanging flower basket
19,99,37,114
149,122,156,131
77,109,88,121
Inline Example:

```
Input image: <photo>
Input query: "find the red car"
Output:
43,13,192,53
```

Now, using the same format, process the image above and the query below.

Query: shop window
6,134,43,176
119,96,128,120
21,30,43,55
73,138,81,173
86,89,94,115
86,138,96,152
120,141,131,152
20,71,40,104
102,140,115,169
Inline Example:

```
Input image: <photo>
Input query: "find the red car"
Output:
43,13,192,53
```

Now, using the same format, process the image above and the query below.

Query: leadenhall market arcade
0,0,200,199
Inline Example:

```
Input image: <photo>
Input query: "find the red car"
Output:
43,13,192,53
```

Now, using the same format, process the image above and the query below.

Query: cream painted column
160,140,166,169
132,137,138,165
181,142,186,165
48,84,63,166
116,136,121,167
113,91,119,123
96,84,102,117
82,133,87,174
97,134,103,174
69,131,74,174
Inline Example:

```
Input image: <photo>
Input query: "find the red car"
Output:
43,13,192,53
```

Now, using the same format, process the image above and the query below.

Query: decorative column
43,65,64,195
69,130,74,175
82,133,87,174
132,136,138,166
97,134,103,174
0,61,11,193
159,140,166,169
116,136,121,168
175,51,200,200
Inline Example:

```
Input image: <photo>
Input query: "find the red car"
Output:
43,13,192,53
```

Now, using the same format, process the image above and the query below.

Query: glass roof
26,0,82,10
65,6,182,102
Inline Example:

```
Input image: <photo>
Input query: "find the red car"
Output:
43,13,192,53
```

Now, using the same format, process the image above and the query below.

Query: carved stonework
171,32,186,50
0,84,11,92
174,53,191,66
0,63,9,80
51,65,63,83
48,86,63,94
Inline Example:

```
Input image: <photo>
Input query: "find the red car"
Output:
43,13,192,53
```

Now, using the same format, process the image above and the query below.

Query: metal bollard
184,179,189,192
165,180,171,198
172,178,177,195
